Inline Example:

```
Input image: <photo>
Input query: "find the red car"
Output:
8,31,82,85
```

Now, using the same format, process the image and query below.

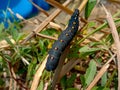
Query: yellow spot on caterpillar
50,56,54,60
72,26,74,29
60,40,64,42
55,47,58,50
65,33,69,36
73,22,76,24
69,30,72,33
74,16,77,19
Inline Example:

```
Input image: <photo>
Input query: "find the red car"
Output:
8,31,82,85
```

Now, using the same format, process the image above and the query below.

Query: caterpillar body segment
46,9,79,71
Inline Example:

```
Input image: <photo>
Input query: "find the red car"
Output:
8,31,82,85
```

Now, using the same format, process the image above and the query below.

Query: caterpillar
46,9,79,71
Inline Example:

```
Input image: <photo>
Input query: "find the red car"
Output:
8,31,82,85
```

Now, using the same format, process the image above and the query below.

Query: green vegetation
0,0,120,89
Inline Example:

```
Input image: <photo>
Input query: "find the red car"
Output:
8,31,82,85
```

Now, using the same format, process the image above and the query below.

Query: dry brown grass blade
51,46,70,90
22,0,72,44
33,31,57,40
30,55,48,90
108,0,120,3
0,39,15,49
0,32,57,51
49,22,62,31
9,68,17,90
87,64,110,90
59,59,81,81
102,4,120,89
78,0,88,12
46,0,73,15
86,54,116,90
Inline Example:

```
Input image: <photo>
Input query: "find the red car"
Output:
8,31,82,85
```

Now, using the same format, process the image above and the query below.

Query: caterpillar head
71,9,79,21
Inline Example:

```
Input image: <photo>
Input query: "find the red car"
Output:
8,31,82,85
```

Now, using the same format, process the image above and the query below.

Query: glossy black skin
46,9,79,71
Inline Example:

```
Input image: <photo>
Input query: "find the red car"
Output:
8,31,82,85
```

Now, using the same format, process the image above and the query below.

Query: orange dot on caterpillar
60,39,64,42
54,47,58,50
73,22,76,25
65,33,69,36
72,26,74,29
50,56,54,60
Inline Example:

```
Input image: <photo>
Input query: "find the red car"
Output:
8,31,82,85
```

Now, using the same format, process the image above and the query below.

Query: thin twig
52,46,70,90
8,64,28,90
78,0,88,12
59,59,81,81
102,4,120,89
86,54,116,90
109,0,120,4
87,64,109,90
33,31,57,40
43,82,49,90
30,55,48,90
2,56,28,90
49,22,62,31
46,0,73,15
22,0,72,44
9,78,13,90
15,13,36,25
76,18,120,45
11,68,17,90
8,8,36,25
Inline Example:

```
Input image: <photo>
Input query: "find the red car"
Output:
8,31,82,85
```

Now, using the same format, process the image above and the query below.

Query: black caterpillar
46,9,79,71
